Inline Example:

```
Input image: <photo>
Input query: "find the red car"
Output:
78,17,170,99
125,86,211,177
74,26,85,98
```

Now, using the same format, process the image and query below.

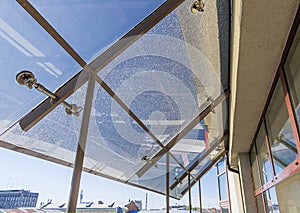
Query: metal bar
18,0,186,131
272,154,288,168
170,132,229,190
188,174,192,213
34,83,74,111
198,180,202,213
94,76,194,179
279,69,300,154
255,157,300,196
277,138,298,153
225,159,232,213
16,0,86,67
19,71,89,131
137,89,230,177
166,153,170,213
67,72,95,213
180,149,226,195
0,140,181,200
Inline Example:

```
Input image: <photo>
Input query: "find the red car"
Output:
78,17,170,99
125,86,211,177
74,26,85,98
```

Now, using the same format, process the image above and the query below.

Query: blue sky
0,147,220,209
0,1,222,210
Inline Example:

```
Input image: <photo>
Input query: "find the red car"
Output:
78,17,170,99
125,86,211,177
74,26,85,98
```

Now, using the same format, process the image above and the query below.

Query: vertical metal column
67,72,95,213
198,180,202,213
166,153,170,213
188,174,192,213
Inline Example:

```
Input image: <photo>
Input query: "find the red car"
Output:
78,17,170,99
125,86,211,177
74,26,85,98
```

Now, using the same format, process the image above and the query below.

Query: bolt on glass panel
284,24,300,133
265,79,298,175
256,122,274,185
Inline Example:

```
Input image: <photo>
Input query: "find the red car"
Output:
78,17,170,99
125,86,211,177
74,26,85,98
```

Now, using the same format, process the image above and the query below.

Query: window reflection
256,122,274,184
264,186,280,213
265,79,298,174
256,194,266,213
250,145,261,189
285,24,300,131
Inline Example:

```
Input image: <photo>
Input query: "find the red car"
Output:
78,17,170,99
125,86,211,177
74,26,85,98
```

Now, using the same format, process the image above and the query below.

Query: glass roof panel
0,83,88,165
82,81,160,181
0,1,81,134
29,0,166,63
128,154,185,199
0,0,230,200
169,100,228,168
176,140,226,196
97,0,230,151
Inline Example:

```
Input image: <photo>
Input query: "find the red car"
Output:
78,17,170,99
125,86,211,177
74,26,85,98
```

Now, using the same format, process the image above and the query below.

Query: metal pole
188,174,192,213
198,180,202,213
67,72,95,213
166,153,170,213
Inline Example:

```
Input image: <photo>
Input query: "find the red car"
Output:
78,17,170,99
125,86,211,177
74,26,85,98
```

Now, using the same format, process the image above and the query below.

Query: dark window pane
251,145,261,189
265,79,298,174
256,194,266,213
221,207,229,213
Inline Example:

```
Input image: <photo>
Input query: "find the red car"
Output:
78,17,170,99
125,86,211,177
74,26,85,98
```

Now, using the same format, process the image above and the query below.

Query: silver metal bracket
206,95,216,114
16,70,82,116
191,0,205,13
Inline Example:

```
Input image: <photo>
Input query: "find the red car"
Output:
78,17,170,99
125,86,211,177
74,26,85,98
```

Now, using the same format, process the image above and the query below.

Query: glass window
264,186,280,213
217,158,226,175
256,194,266,213
256,122,274,185
251,144,261,189
201,166,220,209
218,173,228,201
221,207,229,213
265,79,298,174
284,24,300,130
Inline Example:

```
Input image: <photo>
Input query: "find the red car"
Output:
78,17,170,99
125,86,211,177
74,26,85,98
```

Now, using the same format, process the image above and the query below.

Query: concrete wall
227,170,244,213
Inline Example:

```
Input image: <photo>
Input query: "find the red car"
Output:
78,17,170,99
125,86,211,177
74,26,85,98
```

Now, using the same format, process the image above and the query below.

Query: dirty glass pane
0,83,88,166
0,1,81,134
83,82,158,181
97,0,230,148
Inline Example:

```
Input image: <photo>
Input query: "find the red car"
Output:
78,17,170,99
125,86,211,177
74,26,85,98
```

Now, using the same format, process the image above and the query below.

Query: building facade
0,190,39,209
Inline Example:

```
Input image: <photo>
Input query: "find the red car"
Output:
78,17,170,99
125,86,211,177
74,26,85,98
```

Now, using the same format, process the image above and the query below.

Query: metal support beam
170,132,229,190
94,75,194,180
180,149,226,195
137,89,230,177
67,72,95,213
166,153,170,213
188,174,192,213
199,180,202,213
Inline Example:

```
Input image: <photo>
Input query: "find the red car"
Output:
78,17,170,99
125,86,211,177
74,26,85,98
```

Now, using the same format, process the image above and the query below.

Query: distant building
0,190,39,209
125,200,139,213
134,200,142,210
